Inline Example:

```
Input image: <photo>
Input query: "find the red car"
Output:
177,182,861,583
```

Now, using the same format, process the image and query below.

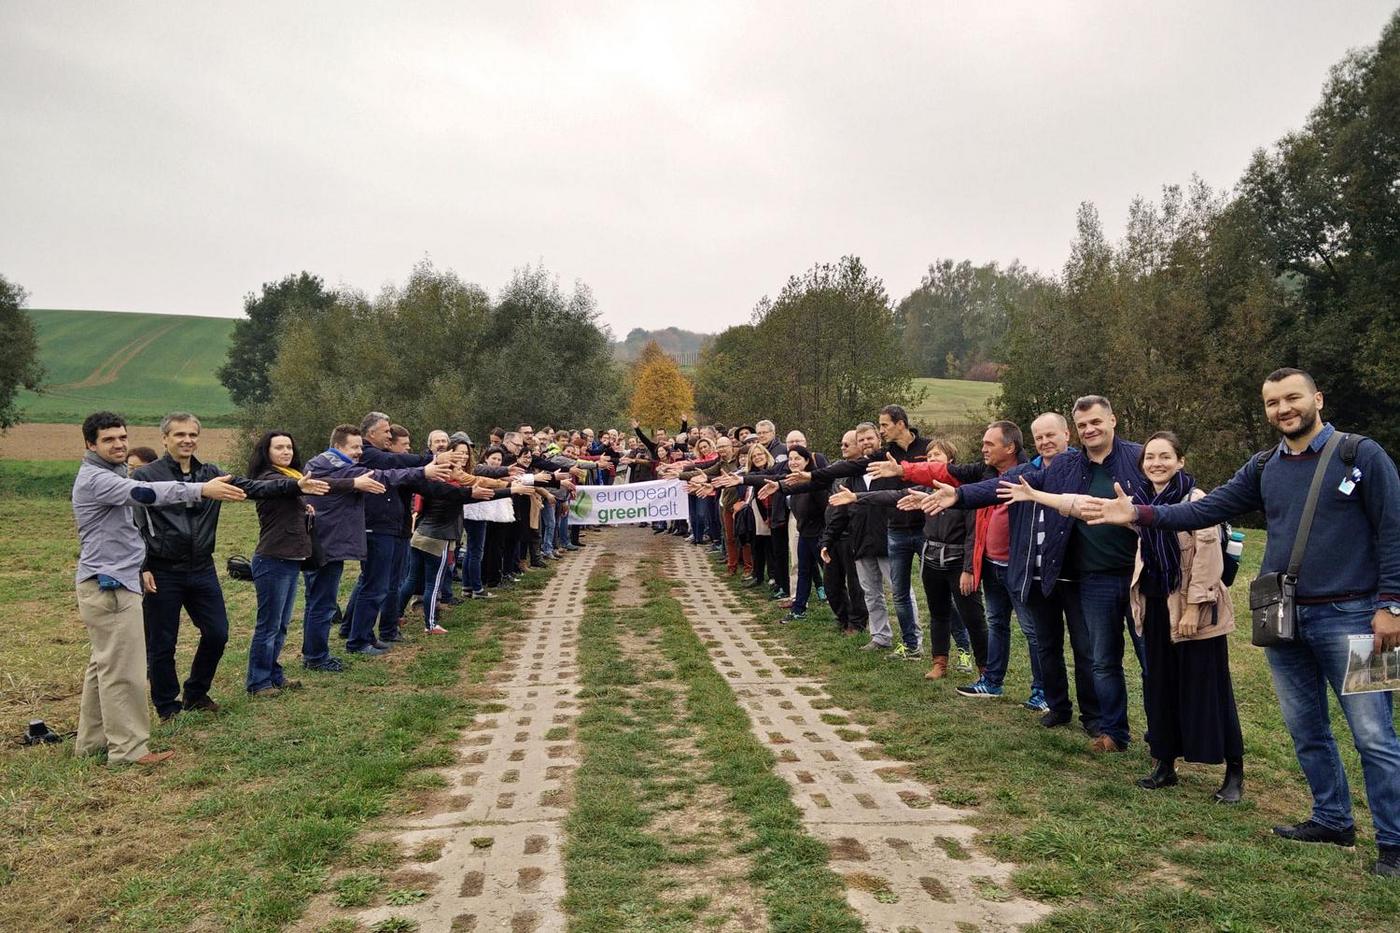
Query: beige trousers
75,579,152,764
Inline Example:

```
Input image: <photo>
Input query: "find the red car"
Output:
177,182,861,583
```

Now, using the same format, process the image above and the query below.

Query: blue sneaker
1022,689,1050,712
956,677,1003,698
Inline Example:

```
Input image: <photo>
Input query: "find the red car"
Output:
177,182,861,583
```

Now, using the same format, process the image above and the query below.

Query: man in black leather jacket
133,411,327,721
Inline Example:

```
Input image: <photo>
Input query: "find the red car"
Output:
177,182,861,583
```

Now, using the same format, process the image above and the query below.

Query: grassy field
909,376,1000,430
16,309,237,425
0,492,530,931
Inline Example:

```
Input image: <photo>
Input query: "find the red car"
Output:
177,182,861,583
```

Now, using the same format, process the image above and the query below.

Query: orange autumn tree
629,340,694,431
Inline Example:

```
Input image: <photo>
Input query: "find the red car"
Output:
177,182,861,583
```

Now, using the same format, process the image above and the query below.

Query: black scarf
1133,471,1194,594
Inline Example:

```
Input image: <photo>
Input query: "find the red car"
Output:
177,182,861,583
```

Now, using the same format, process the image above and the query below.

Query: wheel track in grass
665,536,1051,932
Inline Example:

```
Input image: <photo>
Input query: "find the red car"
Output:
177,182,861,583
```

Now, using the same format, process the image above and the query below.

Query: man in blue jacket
302,424,450,670
936,396,1145,752
342,411,452,655
1090,369,1400,878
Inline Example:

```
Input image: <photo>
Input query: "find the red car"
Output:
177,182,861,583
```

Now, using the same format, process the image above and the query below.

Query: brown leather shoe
925,656,949,680
135,750,175,766
1091,734,1125,753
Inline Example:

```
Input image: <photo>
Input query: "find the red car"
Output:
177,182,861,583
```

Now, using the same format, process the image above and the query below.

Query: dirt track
0,423,239,462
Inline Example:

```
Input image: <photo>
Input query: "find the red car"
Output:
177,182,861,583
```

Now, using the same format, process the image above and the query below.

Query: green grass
909,376,1000,430
0,497,525,931
0,459,78,497
562,560,858,931
720,537,1400,931
16,309,236,424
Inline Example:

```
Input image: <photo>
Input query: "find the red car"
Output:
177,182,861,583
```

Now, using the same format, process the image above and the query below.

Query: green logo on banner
572,488,594,521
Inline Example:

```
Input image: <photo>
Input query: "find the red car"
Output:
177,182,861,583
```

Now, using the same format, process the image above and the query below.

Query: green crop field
909,376,1000,427
16,309,237,425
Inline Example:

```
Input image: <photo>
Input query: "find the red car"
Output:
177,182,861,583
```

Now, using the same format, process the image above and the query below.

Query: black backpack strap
1251,448,1274,485
1338,432,1365,465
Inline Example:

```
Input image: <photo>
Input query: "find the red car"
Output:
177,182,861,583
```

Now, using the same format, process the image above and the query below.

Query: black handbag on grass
1249,431,1341,647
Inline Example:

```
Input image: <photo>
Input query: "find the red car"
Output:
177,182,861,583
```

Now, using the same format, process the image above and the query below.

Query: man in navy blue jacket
1090,369,1400,877
941,396,1146,752
343,411,453,655
302,424,447,670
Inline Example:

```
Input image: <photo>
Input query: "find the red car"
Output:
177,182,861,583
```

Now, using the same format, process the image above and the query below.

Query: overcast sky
2,2,1394,336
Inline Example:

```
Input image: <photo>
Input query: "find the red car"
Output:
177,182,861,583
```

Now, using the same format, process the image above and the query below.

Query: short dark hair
249,430,303,477
879,404,910,427
1265,367,1317,392
82,411,126,445
1072,395,1113,415
989,420,1023,451
388,423,410,440
330,423,361,448
127,446,159,466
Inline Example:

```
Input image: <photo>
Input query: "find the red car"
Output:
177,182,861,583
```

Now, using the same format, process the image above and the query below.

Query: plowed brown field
0,423,240,462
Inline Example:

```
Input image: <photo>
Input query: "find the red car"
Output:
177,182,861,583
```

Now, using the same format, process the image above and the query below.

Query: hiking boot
956,677,1002,698
1272,820,1356,847
924,656,949,680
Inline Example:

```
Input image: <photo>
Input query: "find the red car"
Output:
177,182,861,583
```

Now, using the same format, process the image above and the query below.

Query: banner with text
568,479,691,526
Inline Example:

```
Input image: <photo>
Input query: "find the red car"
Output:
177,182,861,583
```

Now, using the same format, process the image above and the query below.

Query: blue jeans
1027,583,1101,731
1268,598,1400,847
982,559,1042,693
302,560,345,665
1071,573,1144,747
247,555,300,692
397,547,430,616
463,519,487,591
792,536,822,613
540,502,557,557
886,529,924,650
347,532,398,651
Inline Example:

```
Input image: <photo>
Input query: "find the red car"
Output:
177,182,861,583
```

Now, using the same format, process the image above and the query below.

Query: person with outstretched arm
1083,369,1400,878
72,412,248,766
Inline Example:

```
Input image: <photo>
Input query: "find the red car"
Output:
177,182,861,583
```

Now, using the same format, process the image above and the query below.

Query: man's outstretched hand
201,475,247,501
1082,483,1135,525
865,453,903,480
297,475,331,496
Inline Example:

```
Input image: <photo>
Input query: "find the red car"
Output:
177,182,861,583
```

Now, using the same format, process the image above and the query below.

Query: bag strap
1287,431,1343,578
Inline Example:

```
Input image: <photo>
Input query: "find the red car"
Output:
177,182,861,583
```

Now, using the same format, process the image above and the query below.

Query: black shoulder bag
1248,431,1341,647
302,513,328,572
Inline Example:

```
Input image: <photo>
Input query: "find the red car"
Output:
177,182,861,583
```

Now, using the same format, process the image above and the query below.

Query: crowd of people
69,366,1400,877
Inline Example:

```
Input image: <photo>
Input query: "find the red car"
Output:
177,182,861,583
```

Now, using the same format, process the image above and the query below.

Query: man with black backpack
1090,368,1400,878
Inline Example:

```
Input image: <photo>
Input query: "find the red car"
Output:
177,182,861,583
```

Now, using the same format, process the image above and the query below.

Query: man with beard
1090,368,1400,878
